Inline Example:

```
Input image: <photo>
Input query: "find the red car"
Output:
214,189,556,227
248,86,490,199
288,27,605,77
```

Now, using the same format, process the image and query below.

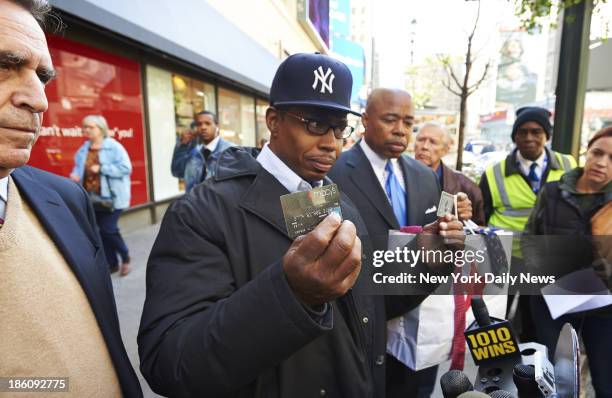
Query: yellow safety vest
485,151,576,233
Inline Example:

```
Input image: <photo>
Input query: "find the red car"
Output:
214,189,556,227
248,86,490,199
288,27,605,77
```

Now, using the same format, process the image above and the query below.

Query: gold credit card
280,184,343,239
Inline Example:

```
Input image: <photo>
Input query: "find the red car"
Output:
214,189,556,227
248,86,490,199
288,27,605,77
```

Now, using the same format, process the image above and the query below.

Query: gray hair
9,0,64,32
83,115,110,138
418,122,452,148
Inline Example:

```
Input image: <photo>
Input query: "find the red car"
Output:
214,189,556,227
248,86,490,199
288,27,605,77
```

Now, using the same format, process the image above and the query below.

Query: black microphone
465,296,520,365
472,296,492,326
512,363,541,397
465,296,521,395
457,392,490,397
440,369,474,398
488,390,517,398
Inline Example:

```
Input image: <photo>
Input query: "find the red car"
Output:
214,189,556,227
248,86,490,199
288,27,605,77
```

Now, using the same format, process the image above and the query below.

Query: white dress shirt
256,143,322,193
196,135,220,154
516,149,547,181
359,139,406,192
0,176,8,221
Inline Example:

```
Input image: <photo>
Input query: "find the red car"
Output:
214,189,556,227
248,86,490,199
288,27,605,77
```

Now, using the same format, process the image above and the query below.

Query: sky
372,0,529,87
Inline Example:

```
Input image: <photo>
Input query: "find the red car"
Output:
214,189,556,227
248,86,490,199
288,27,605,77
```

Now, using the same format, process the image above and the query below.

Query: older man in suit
415,122,485,225
329,88,472,397
0,1,141,396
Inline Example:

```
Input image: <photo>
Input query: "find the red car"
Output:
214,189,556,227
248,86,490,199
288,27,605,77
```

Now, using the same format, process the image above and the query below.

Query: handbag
89,174,115,212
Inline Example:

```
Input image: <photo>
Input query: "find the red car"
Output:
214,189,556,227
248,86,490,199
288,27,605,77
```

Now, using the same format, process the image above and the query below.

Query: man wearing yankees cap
139,53,464,397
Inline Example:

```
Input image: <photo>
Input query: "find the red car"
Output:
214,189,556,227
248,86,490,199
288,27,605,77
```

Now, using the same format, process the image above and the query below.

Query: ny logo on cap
312,66,335,94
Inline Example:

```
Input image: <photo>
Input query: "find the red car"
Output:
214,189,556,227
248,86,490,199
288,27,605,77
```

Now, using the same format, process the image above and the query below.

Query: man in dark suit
329,88,472,397
0,1,141,396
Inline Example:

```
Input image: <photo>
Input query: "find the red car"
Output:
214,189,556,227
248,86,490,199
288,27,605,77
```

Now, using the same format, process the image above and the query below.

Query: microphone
472,295,492,326
465,296,521,394
488,390,517,398
465,297,520,365
512,364,541,397
440,369,474,398
457,392,490,397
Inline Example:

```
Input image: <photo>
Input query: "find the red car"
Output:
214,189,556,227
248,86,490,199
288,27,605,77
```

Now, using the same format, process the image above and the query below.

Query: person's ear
266,107,280,138
361,112,368,130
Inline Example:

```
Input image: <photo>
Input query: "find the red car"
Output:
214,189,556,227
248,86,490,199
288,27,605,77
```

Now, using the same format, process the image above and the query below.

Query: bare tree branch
467,61,491,95
447,65,463,90
468,0,481,42
442,78,461,97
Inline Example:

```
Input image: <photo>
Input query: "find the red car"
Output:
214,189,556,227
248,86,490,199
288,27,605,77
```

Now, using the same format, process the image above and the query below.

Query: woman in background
525,127,612,397
70,115,133,276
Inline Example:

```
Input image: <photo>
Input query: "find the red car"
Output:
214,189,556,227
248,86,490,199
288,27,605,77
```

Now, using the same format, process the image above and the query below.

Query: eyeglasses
283,110,354,139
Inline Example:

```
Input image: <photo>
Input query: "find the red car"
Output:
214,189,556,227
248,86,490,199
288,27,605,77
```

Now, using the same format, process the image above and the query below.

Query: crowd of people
0,1,610,397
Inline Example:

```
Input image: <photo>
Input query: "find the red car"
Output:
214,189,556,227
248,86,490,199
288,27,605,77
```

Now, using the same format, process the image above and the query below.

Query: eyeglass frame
280,109,355,139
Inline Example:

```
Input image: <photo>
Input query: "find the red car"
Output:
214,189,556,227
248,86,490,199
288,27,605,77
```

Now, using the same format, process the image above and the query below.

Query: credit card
280,184,343,239
437,191,455,217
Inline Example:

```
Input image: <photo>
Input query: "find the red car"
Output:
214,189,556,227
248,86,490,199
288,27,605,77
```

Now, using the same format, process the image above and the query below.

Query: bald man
415,123,485,225
329,88,471,397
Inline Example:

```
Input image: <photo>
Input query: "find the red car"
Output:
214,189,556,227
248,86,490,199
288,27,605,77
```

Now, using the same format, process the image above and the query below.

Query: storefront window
256,98,270,147
218,87,256,146
172,74,216,133
36,34,149,206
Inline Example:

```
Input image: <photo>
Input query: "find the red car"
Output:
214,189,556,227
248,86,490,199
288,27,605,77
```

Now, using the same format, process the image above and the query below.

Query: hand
89,164,101,174
418,214,466,270
283,213,362,308
456,192,472,221
179,129,194,145
69,174,81,183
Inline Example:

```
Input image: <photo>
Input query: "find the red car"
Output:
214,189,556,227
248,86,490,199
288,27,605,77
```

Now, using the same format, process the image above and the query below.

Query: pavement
112,222,594,398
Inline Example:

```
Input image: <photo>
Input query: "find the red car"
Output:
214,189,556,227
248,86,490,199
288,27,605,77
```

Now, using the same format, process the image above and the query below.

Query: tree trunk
456,90,468,171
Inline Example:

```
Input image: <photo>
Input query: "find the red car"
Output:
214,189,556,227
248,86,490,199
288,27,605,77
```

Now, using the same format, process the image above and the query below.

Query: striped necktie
527,162,540,192
385,161,407,227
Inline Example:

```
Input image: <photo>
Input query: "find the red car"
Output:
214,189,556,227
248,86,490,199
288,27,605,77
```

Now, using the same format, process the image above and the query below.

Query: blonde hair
83,115,109,137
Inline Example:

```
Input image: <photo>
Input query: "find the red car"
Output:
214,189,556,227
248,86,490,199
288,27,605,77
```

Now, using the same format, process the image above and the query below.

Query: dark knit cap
511,106,552,142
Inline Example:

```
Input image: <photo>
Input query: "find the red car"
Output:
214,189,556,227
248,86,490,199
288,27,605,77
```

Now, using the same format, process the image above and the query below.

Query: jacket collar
344,143,399,228
504,146,560,177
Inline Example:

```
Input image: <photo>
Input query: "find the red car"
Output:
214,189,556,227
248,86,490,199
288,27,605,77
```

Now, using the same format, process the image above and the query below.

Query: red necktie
450,264,485,370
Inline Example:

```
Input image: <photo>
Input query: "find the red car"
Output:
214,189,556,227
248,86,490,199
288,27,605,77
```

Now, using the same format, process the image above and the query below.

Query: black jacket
138,147,427,398
523,168,612,300
12,166,143,398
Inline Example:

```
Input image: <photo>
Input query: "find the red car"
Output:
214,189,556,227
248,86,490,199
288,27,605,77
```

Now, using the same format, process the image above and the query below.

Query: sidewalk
111,223,161,398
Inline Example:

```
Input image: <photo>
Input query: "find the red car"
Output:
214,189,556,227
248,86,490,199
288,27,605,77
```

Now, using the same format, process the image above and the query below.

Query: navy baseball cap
270,53,361,116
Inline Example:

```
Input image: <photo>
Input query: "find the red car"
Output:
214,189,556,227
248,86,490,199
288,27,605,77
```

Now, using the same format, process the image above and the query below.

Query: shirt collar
205,135,220,152
360,138,388,170
0,176,8,203
256,143,321,193
516,148,547,169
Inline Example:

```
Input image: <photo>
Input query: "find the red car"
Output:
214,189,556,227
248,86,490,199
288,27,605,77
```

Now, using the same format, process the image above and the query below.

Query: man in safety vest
478,106,576,341
479,106,576,233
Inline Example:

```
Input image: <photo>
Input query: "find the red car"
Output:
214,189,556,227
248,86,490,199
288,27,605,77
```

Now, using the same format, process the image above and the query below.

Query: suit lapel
239,167,293,239
11,169,98,296
346,145,398,228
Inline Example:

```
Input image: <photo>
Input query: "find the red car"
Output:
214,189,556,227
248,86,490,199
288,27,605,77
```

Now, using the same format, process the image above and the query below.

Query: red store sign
31,34,149,207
